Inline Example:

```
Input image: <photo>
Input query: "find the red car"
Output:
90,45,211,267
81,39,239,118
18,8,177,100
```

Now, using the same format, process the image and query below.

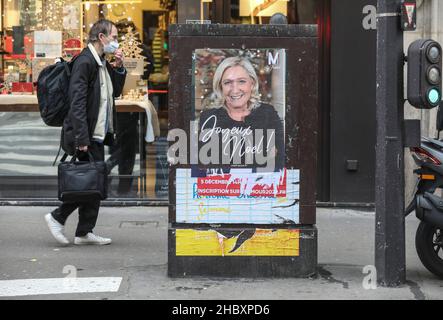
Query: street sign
401,0,417,31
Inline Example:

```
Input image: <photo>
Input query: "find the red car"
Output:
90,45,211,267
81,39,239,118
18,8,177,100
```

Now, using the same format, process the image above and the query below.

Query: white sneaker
45,213,69,245
74,233,112,245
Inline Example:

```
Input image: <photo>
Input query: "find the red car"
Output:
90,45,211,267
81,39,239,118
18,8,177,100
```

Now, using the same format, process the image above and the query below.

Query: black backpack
37,56,78,127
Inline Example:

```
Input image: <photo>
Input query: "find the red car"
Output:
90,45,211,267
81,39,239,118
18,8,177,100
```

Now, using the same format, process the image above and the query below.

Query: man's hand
113,49,124,68
78,145,88,152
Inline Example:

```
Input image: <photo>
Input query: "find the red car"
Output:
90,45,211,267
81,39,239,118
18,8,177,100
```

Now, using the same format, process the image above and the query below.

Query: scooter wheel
416,221,443,278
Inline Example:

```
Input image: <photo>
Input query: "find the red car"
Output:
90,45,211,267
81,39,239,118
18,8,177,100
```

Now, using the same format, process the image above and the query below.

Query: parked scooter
407,132,443,278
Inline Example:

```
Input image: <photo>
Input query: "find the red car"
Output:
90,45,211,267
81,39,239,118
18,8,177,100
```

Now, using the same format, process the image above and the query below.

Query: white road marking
0,277,122,297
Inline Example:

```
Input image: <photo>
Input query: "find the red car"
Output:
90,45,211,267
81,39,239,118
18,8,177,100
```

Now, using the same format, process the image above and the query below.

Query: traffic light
407,39,442,109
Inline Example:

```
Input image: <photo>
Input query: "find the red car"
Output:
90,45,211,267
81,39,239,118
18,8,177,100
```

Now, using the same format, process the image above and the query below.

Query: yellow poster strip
176,229,300,256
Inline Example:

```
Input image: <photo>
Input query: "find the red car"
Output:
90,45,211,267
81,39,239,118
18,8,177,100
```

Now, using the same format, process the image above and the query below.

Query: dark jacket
61,46,126,155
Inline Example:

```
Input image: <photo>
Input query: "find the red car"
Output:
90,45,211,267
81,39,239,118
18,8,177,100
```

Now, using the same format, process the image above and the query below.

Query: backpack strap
53,128,69,166
52,144,68,166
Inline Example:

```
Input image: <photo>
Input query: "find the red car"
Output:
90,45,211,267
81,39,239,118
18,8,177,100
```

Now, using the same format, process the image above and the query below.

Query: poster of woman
174,48,299,225
193,48,286,172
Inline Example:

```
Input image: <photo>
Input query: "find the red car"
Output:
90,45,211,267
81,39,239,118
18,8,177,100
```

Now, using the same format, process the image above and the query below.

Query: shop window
0,0,82,94
0,0,176,201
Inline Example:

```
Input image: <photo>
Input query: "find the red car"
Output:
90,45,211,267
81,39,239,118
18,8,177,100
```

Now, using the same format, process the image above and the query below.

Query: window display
0,0,176,200
0,0,81,94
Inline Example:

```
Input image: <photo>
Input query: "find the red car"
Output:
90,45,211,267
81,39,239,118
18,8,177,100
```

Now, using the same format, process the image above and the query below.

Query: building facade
0,0,439,205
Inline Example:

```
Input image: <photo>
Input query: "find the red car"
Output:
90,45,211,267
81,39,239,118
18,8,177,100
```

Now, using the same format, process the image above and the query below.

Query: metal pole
375,0,406,286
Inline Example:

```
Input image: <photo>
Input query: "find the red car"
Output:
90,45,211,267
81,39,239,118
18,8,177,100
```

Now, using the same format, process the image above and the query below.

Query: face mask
103,40,119,54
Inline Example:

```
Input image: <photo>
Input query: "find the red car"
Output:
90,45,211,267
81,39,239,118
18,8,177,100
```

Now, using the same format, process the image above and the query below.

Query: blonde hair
211,56,260,110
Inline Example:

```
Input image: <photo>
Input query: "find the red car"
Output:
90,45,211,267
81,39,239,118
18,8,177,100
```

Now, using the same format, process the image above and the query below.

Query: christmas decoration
123,88,146,102
120,27,142,59
43,0,64,31
119,27,149,70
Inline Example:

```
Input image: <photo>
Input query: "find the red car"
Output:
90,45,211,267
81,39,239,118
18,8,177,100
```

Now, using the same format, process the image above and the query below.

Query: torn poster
175,228,300,256
175,167,300,224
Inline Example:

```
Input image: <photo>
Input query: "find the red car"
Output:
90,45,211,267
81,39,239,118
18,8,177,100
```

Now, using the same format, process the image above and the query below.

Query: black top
198,103,285,171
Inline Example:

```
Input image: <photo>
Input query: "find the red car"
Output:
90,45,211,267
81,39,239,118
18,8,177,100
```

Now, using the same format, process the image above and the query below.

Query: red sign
12,82,34,94
3,36,34,59
197,169,287,198
64,38,82,57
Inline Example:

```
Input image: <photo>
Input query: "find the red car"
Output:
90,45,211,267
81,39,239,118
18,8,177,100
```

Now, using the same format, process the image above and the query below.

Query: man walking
45,19,126,245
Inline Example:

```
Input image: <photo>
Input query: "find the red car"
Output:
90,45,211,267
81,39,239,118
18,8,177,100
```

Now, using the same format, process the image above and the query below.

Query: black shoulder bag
58,151,108,201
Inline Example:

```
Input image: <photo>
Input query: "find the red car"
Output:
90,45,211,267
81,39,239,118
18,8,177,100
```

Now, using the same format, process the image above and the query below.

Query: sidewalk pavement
0,206,442,300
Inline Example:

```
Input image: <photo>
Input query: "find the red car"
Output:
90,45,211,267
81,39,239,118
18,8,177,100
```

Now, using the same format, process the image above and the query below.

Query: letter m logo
268,51,279,66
